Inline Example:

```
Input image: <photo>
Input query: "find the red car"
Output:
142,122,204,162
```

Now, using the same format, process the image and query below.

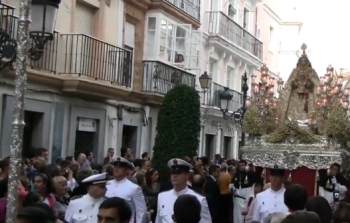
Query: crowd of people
0,147,349,223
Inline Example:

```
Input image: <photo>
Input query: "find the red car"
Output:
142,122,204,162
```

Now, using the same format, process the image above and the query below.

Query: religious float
241,44,350,197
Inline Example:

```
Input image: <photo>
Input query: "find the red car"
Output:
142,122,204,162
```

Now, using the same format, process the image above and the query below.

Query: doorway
205,134,215,159
122,125,138,154
23,111,44,158
223,136,232,159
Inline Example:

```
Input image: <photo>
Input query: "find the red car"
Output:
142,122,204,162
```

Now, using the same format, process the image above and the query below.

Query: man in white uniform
252,165,289,223
318,163,348,206
155,158,212,223
65,172,108,223
106,156,147,223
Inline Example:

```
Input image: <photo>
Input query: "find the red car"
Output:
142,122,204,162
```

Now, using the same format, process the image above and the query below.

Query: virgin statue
277,44,320,123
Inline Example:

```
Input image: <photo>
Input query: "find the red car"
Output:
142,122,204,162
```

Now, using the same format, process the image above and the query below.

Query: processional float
241,44,350,197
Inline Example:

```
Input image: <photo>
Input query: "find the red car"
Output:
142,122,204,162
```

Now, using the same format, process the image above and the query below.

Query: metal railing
60,34,133,87
164,0,200,21
207,11,263,60
210,82,242,111
142,60,196,94
0,5,58,73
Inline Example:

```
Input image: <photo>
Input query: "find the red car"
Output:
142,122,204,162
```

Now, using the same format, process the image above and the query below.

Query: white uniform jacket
64,194,106,223
252,188,288,223
106,178,147,223
155,187,212,223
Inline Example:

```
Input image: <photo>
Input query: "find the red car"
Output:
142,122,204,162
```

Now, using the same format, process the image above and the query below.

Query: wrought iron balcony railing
0,9,58,73
207,11,263,60
142,60,196,95
60,34,133,87
164,0,200,21
210,82,242,111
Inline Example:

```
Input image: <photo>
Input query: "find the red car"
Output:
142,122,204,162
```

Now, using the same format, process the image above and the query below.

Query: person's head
103,164,114,178
329,163,341,176
98,197,132,223
221,163,228,172
85,151,94,162
281,210,321,223
141,159,151,171
112,157,132,180
208,164,220,179
22,192,43,207
168,159,192,188
135,173,145,186
228,165,236,176
107,148,115,158
192,174,205,191
0,178,8,198
16,205,55,223
333,202,350,223
52,176,68,196
145,168,159,187
83,173,108,199
199,157,208,166
75,168,93,184
0,157,10,177
35,147,48,160
33,173,48,193
120,147,132,158
141,152,149,160
284,184,308,212
172,194,201,223
305,196,332,223
77,153,87,165
254,180,264,194
264,212,289,223
238,160,247,171
31,203,58,220
268,165,285,189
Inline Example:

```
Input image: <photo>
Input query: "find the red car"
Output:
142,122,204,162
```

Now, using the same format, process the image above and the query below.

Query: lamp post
5,0,60,222
219,72,249,157
199,71,212,103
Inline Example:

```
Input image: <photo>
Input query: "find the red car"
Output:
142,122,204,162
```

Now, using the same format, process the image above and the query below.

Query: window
269,26,274,51
228,4,236,20
208,59,216,78
256,28,261,40
227,67,234,88
146,17,156,57
145,16,201,70
243,8,249,30
75,1,96,35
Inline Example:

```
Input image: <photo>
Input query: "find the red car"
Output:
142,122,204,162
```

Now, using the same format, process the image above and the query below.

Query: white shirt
64,194,105,223
252,188,288,223
155,187,212,223
106,178,147,223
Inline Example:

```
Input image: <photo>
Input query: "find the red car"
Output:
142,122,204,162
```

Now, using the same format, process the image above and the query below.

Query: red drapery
291,166,316,197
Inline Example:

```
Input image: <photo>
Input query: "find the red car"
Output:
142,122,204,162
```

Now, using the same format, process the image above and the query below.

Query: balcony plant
152,84,201,181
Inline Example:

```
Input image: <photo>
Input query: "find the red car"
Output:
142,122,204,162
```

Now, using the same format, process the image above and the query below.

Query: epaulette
70,195,83,200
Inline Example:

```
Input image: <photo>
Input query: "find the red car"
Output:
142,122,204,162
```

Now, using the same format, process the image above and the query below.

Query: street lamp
5,0,60,222
199,71,212,104
0,0,60,70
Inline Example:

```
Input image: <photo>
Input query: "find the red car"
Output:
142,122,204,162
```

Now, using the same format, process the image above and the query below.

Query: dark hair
0,178,8,198
306,196,332,223
17,206,54,223
239,160,247,165
145,168,158,188
31,203,56,221
199,156,208,166
75,168,93,184
281,210,321,223
0,156,10,170
208,164,220,175
254,180,264,189
331,163,341,170
120,147,127,157
65,156,74,161
133,159,145,169
108,148,114,152
141,152,148,158
22,192,43,207
99,197,132,222
135,173,145,186
333,202,350,223
174,194,201,223
35,147,48,157
284,184,308,211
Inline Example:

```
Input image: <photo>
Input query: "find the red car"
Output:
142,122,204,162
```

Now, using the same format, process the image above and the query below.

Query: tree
325,103,350,146
152,84,201,180
243,105,264,136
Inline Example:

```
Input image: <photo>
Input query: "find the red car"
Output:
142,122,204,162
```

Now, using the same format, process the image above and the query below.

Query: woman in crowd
52,176,70,220
32,173,56,209
306,196,333,223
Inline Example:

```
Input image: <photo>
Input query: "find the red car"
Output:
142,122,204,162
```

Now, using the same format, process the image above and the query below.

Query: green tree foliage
152,84,201,180
325,103,350,145
243,105,264,135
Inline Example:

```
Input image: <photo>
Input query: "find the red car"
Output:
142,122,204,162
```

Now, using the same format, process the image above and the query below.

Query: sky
295,0,350,75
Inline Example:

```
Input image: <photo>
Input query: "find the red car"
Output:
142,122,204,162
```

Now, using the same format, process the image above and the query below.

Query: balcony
149,0,201,28
208,82,242,111
207,11,263,60
142,60,196,102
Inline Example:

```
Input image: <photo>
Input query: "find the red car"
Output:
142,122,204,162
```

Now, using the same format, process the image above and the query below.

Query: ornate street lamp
199,71,212,104
5,0,61,222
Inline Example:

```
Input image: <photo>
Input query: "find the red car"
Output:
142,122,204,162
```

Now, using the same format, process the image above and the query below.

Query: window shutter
75,2,95,35
124,22,135,48
9,0,21,16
